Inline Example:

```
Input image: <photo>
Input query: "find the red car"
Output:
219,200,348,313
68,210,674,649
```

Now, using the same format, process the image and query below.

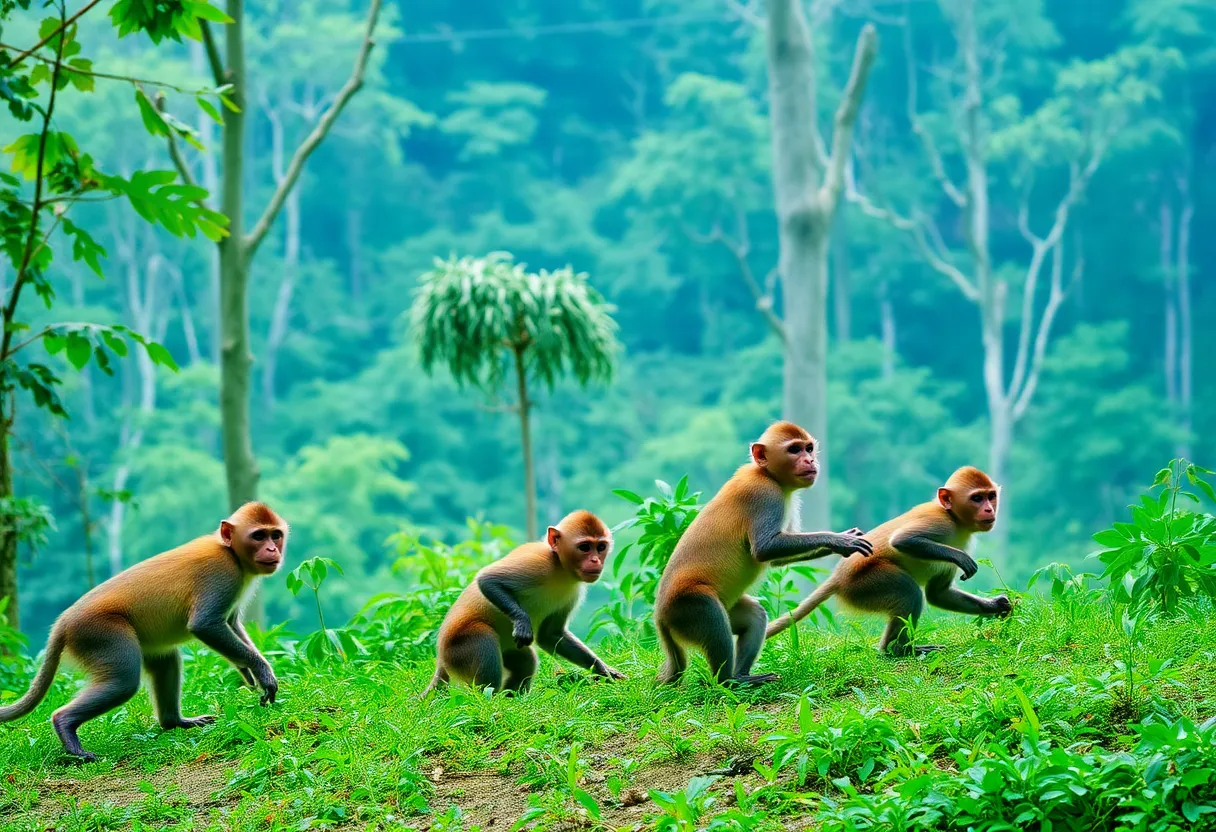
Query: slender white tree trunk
766,0,876,530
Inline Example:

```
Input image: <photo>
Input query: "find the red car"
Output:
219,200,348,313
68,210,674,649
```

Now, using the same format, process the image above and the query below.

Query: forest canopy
0,0,1212,641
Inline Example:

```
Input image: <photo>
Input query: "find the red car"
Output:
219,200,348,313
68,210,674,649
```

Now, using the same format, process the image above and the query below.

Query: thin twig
2,9,68,362
4,0,102,69
200,21,226,87
0,44,230,94
820,23,878,213
155,92,204,195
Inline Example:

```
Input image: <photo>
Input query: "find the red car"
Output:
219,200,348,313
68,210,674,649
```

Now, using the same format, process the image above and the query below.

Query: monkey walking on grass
654,421,873,687
0,502,288,761
426,509,626,694
765,466,1013,655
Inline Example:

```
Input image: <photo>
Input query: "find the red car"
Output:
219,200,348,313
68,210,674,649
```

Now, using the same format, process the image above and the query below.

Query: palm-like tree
411,252,618,539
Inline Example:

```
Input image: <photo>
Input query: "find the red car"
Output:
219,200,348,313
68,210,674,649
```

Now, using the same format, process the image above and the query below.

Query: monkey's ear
546,526,561,550
219,520,236,546
936,488,952,510
750,443,768,467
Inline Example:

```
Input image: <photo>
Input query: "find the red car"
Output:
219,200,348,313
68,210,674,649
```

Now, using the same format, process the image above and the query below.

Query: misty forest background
3,0,1214,644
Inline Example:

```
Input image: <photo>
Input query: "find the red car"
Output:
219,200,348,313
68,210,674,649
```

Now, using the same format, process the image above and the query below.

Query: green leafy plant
286,556,365,664
1028,561,1102,607
758,691,906,787
649,775,721,831
1092,459,1216,613
1128,715,1216,827
589,476,701,640
343,519,513,662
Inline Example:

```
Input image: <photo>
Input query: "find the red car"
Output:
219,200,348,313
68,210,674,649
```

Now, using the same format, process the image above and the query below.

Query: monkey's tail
0,624,65,722
765,580,837,639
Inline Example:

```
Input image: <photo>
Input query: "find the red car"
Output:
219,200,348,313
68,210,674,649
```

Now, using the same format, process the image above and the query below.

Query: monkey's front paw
832,534,873,558
597,663,626,680
512,622,534,649
990,594,1013,617
956,554,979,580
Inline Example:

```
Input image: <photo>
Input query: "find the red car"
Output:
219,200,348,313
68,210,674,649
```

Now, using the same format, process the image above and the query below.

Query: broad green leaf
134,88,169,138
64,333,91,369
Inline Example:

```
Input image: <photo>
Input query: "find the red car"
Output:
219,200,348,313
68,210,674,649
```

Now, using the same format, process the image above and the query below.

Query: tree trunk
263,109,300,410
1161,200,1178,407
513,345,537,541
832,211,851,342
346,204,363,301
768,0,829,530
76,461,96,589
781,245,832,530
764,0,880,532
878,280,896,379
0,419,17,630
1177,182,1193,457
192,42,221,362
219,0,260,511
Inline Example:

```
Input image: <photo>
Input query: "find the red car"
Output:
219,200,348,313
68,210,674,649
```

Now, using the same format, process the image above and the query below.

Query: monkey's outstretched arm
189,593,277,703
537,611,624,679
889,526,978,579
749,497,872,563
477,571,535,647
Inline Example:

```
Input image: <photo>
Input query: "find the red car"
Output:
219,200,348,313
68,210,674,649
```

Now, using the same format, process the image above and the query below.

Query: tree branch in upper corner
820,24,878,212
243,0,384,259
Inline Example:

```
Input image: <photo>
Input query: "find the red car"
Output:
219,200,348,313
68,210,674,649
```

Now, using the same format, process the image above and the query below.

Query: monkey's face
550,527,612,582
223,521,287,574
752,435,819,489
940,487,998,531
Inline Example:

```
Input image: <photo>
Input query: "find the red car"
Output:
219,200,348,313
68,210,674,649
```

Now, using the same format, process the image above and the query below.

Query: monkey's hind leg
441,626,505,692
53,622,143,761
655,623,687,685
876,576,930,657
663,589,773,687
423,664,449,696
729,596,779,684
502,648,538,694
145,650,215,730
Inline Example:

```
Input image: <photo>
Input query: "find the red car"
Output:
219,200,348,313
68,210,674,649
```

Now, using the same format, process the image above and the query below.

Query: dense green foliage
0,0,1211,642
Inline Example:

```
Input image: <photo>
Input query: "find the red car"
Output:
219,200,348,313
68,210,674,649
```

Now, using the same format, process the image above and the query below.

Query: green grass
1,593,1214,831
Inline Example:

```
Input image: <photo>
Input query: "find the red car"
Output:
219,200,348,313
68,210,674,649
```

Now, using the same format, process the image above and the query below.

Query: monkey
0,502,287,761
764,466,1013,655
425,510,625,695
653,421,873,687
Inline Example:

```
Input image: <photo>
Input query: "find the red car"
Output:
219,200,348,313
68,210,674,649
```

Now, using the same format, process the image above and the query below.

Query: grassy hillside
1,593,1214,831
3,465,1216,831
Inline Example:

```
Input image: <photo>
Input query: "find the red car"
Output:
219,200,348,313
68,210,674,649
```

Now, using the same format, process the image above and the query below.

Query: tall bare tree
766,0,877,529
848,0,1172,550
165,0,383,513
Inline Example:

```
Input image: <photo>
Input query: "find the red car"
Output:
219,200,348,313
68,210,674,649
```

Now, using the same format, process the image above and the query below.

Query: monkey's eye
970,494,984,503
578,542,592,553
252,530,267,541
596,541,607,553
788,444,802,455
270,530,283,541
